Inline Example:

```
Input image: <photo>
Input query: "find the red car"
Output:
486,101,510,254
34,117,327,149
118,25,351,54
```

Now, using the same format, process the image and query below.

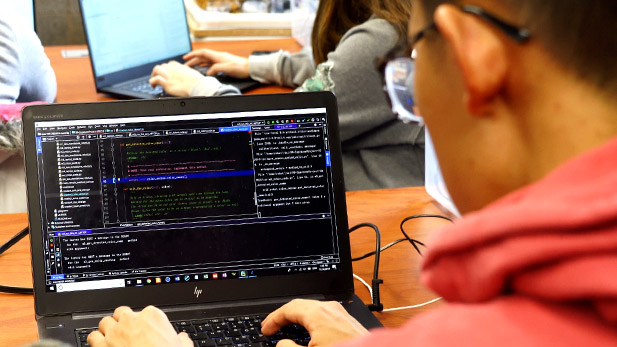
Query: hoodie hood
421,136,617,325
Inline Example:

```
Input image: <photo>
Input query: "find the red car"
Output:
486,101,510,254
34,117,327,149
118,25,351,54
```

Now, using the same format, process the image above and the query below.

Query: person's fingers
178,332,195,347
206,63,225,76
184,48,217,61
151,64,168,79
184,57,205,67
183,51,199,60
98,315,117,335
149,75,166,87
261,299,313,335
113,306,134,321
87,330,107,347
275,339,302,347
142,305,167,320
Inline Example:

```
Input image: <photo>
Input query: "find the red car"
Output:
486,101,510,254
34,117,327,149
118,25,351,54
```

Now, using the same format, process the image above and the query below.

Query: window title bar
35,108,327,128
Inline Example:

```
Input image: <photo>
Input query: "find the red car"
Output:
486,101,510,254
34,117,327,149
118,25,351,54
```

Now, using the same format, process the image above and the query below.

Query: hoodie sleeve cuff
249,51,284,85
190,76,240,97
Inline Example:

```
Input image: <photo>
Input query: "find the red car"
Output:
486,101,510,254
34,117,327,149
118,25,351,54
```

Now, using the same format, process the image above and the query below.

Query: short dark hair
419,0,617,93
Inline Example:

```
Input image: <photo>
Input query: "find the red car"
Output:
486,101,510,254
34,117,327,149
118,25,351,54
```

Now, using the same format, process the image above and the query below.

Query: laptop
22,92,381,346
78,0,260,99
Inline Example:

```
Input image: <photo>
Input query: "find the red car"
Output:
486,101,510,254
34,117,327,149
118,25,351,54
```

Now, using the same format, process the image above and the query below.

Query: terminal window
34,110,342,292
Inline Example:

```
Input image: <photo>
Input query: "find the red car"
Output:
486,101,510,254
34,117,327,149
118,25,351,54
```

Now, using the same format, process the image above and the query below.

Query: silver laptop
78,0,260,99
22,92,381,346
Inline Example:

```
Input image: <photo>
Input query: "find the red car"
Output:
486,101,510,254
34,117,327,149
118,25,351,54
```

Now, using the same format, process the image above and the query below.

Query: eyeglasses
382,5,531,124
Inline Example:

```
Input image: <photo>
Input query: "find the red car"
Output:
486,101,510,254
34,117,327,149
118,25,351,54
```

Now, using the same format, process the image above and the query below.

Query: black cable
0,226,29,255
400,214,454,256
349,223,383,312
352,238,407,262
353,215,454,260
0,227,34,295
349,215,453,311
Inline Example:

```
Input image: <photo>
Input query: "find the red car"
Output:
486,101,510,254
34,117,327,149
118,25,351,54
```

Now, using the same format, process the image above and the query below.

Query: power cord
0,227,34,295
351,214,454,312
348,223,383,311
353,238,407,261
400,214,453,256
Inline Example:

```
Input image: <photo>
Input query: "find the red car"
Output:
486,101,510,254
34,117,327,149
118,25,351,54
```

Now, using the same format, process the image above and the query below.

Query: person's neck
518,70,617,183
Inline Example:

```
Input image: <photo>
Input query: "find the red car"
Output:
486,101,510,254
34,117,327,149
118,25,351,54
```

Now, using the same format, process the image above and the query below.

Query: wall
35,0,86,45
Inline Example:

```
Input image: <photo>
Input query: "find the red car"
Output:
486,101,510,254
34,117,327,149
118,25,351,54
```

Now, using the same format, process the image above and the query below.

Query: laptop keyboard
76,314,310,346
120,79,165,96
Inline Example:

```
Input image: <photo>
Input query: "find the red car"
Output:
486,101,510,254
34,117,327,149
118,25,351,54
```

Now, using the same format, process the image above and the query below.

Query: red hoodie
340,137,617,346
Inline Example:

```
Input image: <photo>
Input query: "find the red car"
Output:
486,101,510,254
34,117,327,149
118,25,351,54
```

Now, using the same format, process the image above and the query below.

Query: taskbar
46,262,340,293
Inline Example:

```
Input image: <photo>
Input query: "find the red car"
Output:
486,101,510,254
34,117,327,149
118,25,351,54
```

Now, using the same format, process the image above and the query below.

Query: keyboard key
190,332,209,340
225,328,242,337
178,325,196,333
242,327,260,335
232,336,250,344
196,324,213,332
207,330,224,338
248,334,268,343
228,321,244,329
197,340,216,347
216,337,233,345
213,322,228,331
245,320,261,328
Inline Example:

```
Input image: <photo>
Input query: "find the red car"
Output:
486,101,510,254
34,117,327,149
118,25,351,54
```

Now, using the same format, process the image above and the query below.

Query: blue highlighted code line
102,170,255,184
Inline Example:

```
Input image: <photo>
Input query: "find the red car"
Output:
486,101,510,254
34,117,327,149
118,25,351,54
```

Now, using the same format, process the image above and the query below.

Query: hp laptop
78,0,260,99
22,92,381,346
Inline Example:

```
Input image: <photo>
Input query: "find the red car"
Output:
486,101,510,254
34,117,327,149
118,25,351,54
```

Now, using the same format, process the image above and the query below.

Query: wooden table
0,187,449,346
44,38,303,103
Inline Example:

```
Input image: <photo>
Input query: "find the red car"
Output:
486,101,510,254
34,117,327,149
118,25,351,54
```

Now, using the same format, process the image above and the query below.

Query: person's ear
434,5,509,115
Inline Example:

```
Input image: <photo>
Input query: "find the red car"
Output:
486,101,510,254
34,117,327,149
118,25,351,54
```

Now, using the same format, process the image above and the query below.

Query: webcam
180,101,186,107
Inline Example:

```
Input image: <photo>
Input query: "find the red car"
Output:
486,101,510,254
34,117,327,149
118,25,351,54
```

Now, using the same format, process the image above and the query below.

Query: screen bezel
22,92,353,316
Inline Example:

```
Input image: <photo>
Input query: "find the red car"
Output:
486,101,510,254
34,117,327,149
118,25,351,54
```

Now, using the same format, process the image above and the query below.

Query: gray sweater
0,10,56,104
192,18,424,191
0,9,57,213
0,9,56,154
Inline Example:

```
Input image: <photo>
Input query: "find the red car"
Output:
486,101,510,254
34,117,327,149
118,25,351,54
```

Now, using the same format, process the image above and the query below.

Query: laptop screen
33,108,342,294
80,0,191,78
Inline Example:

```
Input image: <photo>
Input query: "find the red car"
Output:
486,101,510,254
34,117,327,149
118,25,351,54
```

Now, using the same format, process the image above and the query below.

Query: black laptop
21,92,381,346
78,0,260,99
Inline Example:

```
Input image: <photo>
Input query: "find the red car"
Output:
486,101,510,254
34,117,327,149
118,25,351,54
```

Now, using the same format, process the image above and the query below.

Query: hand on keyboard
87,306,193,347
84,305,311,347
150,61,204,97
184,48,250,79
261,299,369,347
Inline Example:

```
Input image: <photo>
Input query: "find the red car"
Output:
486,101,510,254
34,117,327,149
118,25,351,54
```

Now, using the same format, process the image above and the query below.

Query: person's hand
261,299,369,347
150,60,203,97
184,48,250,79
87,305,193,347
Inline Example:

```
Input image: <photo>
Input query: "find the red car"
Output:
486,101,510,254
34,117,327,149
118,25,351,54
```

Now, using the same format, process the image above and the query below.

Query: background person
0,6,57,213
150,0,424,191
88,0,617,345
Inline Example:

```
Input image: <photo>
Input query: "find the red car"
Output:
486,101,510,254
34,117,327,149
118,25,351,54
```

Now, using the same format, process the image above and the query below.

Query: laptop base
38,294,381,345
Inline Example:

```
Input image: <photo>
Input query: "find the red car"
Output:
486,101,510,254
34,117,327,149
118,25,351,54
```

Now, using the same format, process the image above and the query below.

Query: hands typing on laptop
85,300,368,347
